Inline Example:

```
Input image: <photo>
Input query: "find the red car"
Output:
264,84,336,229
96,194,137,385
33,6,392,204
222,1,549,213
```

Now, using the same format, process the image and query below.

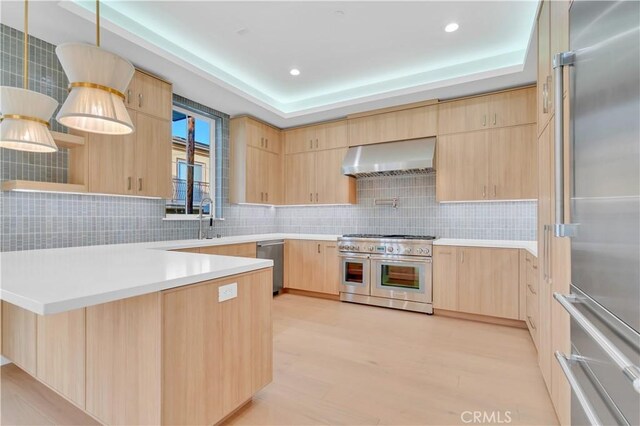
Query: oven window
380,265,420,289
344,261,364,284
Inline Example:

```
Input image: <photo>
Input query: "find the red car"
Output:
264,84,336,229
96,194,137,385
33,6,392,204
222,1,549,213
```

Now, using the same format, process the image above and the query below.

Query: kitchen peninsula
0,241,274,425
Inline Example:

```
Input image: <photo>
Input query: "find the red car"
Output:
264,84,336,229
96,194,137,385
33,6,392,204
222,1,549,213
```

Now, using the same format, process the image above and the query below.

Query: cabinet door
86,117,136,195
263,124,282,154
199,243,257,258
489,87,536,128
438,96,490,135
396,105,438,140
316,120,348,150
135,113,172,198
36,309,86,408
537,0,551,135
245,118,263,150
488,124,537,200
246,146,267,203
1,301,36,375
315,148,355,204
322,243,340,295
134,71,172,120
284,127,316,154
347,112,397,146
284,152,316,204
458,248,520,319
265,151,282,204
433,246,458,310
284,240,321,291
436,131,489,201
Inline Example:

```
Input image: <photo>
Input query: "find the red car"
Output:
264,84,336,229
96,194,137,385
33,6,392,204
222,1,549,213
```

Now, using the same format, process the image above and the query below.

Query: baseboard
434,309,527,328
281,288,340,301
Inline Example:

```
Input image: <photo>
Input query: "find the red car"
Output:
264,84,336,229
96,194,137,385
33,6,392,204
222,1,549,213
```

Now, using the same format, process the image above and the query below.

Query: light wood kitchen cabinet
284,148,356,205
1,301,37,375
537,1,552,135
436,130,489,201
284,240,339,295
36,309,86,408
199,242,257,258
230,117,283,204
162,270,272,425
437,124,537,201
488,124,538,200
433,246,459,310
524,252,539,349
433,247,520,320
85,110,171,198
284,119,348,154
438,87,536,135
125,70,172,121
347,104,437,146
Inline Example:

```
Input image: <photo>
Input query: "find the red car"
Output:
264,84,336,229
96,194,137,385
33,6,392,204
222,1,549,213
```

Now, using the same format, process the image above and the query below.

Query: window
166,106,220,218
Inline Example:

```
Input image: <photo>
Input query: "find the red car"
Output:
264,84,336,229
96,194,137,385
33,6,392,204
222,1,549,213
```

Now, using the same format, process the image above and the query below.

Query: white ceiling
0,1,539,128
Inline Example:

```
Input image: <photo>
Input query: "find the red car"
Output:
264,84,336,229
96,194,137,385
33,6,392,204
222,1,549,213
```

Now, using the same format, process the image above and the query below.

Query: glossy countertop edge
433,239,537,257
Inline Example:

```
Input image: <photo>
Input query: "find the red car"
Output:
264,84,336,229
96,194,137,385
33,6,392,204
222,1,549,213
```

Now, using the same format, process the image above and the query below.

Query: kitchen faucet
198,197,214,239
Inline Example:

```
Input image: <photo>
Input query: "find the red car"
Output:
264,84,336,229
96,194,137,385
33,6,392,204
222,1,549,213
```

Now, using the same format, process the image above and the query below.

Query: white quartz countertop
433,239,537,257
1,233,536,315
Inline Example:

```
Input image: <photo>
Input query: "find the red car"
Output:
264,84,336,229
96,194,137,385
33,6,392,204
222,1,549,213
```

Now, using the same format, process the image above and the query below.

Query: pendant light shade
0,87,59,153
56,43,135,135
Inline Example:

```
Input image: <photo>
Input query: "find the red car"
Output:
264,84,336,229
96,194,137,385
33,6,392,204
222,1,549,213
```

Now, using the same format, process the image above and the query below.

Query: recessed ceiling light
334,10,345,16
445,22,459,33
289,68,300,76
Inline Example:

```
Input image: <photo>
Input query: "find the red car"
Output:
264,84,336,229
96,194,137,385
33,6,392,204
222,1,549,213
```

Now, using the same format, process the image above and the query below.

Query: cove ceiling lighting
56,0,135,135
0,0,59,153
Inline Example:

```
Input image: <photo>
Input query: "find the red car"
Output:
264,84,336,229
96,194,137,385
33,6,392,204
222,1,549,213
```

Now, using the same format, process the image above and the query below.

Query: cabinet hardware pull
493,113,497,125
261,192,264,202
483,114,486,127
266,138,268,149
315,138,318,149
309,193,313,202
542,82,549,113
265,192,268,202
138,178,142,191
527,284,537,295
317,244,321,254
261,137,264,147
482,185,486,198
493,185,497,197
316,193,318,202
461,251,464,263
309,140,313,149
527,316,536,330
127,90,131,104
138,93,143,108
127,177,131,190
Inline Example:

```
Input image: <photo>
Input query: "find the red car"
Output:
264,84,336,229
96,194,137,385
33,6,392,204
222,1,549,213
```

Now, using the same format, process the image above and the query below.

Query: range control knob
387,246,394,253
418,248,425,254
405,248,412,254
354,246,360,251
368,246,375,251
349,245,355,251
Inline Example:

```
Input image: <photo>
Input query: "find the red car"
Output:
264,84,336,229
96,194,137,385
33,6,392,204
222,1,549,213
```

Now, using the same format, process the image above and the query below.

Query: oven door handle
338,253,370,260
370,255,432,263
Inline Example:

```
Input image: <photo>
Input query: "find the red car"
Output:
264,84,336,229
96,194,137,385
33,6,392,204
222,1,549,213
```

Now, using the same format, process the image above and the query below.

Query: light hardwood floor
1,294,558,426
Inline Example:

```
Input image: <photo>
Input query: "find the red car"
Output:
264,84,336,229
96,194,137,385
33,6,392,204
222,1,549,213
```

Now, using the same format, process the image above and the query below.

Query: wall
0,25,535,252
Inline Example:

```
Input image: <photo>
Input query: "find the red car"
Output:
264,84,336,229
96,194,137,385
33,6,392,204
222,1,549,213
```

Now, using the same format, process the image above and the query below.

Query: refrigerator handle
555,351,602,426
554,292,640,394
552,52,578,238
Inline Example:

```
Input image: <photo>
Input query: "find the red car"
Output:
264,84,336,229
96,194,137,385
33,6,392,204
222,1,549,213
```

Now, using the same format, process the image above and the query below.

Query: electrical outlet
218,283,238,302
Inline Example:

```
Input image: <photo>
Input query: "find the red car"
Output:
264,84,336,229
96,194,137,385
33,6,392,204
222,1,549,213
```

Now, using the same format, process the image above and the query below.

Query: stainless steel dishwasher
256,240,284,295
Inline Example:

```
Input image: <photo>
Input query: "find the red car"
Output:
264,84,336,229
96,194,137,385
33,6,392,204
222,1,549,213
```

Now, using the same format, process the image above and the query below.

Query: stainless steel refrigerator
552,0,640,425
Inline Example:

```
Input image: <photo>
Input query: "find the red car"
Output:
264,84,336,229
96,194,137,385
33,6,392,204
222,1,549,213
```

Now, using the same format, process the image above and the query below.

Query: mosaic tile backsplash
0,25,536,252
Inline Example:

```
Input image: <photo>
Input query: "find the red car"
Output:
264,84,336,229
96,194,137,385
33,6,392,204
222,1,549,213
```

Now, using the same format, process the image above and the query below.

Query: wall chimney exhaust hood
342,137,436,177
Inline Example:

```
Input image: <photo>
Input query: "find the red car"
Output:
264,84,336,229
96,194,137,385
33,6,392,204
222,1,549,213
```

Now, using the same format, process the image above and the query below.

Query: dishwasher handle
257,240,285,248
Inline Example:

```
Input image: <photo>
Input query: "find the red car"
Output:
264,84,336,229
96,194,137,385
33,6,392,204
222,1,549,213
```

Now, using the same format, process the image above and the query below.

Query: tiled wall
0,25,536,252
278,174,536,240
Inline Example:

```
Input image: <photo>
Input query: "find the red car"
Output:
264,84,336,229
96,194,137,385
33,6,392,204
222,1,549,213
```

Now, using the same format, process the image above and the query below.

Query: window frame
165,105,221,220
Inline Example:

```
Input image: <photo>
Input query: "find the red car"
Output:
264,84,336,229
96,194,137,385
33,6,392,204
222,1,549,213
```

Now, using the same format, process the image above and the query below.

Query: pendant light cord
23,0,28,89
96,0,100,47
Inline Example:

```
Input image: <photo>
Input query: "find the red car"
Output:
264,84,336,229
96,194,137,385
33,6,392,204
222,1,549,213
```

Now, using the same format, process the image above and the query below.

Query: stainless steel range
338,234,435,314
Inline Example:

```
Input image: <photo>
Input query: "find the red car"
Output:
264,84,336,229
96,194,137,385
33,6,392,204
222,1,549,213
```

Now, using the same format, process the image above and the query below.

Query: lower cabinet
1,268,273,426
284,240,339,295
524,251,539,348
433,246,521,320
172,243,257,258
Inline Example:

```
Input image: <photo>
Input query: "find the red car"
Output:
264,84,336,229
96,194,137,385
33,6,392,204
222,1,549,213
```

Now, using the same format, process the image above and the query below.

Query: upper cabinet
230,116,283,204
348,104,438,146
438,87,536,135
125,70,172,121
284,120,348,154
436,124,537,202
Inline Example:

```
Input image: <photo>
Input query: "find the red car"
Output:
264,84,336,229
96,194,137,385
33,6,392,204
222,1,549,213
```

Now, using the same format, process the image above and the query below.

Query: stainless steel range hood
341,137,436,177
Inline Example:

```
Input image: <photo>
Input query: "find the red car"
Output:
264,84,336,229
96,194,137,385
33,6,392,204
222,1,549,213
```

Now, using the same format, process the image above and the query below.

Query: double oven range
338,234,435,314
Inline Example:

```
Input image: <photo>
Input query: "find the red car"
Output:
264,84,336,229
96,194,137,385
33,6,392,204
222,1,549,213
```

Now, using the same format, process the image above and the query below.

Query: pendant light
56,0,135,135
0,0,59,153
